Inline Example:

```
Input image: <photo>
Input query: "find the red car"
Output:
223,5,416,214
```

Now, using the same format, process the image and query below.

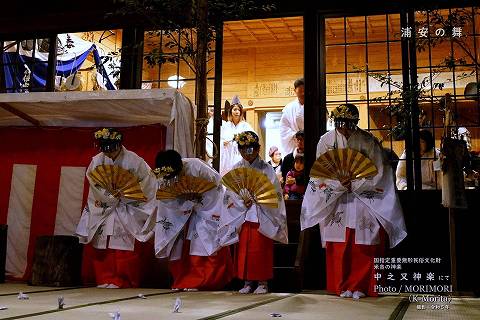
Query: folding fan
310,148,378,183
88,164,147,201
156,175,217,201
221,167,279,208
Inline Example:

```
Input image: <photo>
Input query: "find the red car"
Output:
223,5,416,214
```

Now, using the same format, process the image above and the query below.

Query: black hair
419,129,435,152
155,149,183,178
95,128,123,153
294,154,305,163
295,130,305,139
294,78,305,89
228,103,245,121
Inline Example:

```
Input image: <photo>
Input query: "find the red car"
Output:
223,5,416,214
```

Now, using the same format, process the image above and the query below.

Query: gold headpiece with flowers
94,128,122,141
152,166,176,178
330,104,359,121
233,131,259,147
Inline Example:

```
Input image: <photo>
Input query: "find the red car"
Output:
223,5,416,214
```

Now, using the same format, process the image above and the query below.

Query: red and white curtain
0,125,166,281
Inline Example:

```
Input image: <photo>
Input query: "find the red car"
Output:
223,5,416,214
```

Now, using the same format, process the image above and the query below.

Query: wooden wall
142,40,304,109
85,14,480,159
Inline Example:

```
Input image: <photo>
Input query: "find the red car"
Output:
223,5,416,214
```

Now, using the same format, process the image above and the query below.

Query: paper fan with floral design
310,148,377,182
89,164,147,201
156,175,217,201
221,167,279,208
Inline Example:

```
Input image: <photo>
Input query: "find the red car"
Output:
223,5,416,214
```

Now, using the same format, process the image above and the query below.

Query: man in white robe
280,78,305,155
151,150,233,290
76,128,157,288
218,131,288,294
301,104,407,299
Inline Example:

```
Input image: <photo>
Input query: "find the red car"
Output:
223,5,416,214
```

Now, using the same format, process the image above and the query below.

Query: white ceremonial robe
220,120,255,175
153,158,224,260
280,99,304,155
301,129,407,248
76,146,157,251
206,118,227,166
396,149,442,190
218,156,288,246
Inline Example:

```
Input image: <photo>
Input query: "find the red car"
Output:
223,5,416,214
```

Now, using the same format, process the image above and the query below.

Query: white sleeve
395,151,408,190
280,109,297,152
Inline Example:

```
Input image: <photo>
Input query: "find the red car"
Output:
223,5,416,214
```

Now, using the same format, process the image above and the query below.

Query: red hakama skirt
326,227,386,296
91,245,142,288
168,239,233,290
234,221,274,281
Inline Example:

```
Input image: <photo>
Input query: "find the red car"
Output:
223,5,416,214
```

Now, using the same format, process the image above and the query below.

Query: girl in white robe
301,104,407,299
76,128,157,288
151,150,233,290
218,131,288,294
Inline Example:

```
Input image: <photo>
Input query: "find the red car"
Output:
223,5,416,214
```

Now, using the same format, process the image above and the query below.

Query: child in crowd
284,154,307,200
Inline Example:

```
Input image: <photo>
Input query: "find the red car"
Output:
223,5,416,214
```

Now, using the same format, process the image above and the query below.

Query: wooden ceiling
223,17,303,44
222,14,402,45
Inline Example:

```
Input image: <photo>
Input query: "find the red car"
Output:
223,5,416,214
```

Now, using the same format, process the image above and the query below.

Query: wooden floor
0,283,479,320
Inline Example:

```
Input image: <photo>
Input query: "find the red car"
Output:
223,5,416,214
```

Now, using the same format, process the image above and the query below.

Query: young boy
284,154,307,200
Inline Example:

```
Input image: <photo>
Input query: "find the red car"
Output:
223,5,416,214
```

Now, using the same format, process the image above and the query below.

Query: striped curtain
0,125,166,281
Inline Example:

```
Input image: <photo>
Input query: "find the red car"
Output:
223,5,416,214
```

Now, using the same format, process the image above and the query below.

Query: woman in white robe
220,96,255,175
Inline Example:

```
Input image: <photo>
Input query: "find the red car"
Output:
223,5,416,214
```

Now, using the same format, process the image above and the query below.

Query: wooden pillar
303,7,325,171
213,23,224,171
46,34,58,92
407,10,422,191
400,11,414,191
194,0,208,159
120,27,145,89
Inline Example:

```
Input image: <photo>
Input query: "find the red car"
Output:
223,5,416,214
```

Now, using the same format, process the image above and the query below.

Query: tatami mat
1,284,479,320
5,291,288,320
0,285,171,319
0,283,79,296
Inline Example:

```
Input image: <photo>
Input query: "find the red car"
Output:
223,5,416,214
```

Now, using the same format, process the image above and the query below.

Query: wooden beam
223,38,302,49
280,18,297,40
224,25,242,43
240,20,259,41
0,102,41,126
260,20,278,41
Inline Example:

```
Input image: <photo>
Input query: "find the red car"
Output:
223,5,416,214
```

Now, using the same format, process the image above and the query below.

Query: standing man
280,78,304,155
218,131,288,294
301,104,407,299
76,128,157,288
